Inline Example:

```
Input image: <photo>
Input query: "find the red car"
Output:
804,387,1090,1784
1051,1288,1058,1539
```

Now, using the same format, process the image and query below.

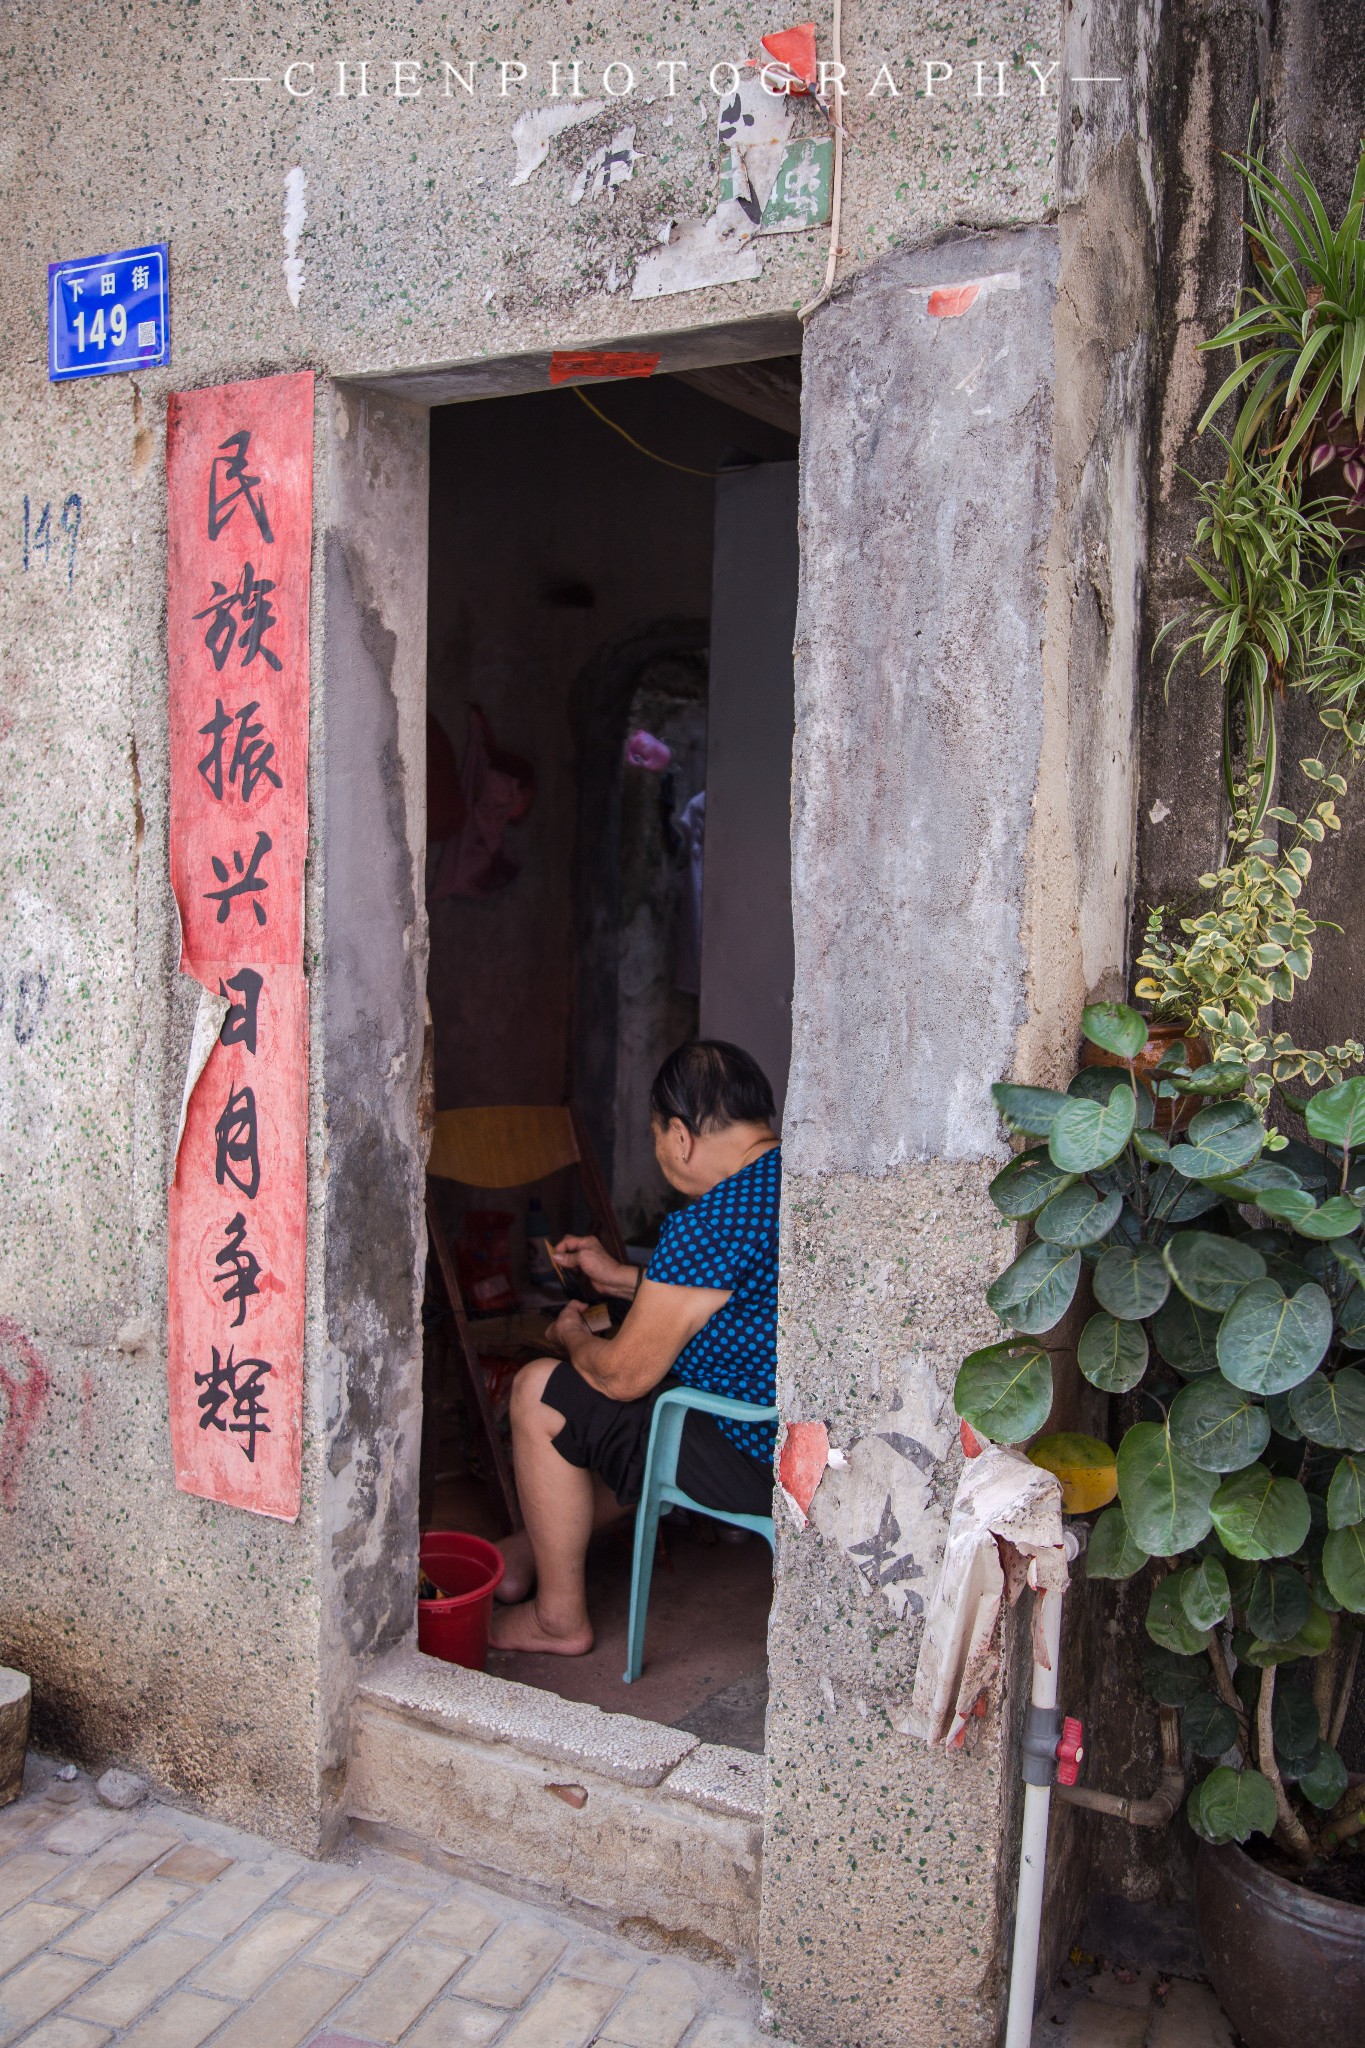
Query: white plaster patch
282,166,306,310
569,126,639,205
630,204,762,299
509,100,607,185
808,1357,956,1621
1149,797,1171,824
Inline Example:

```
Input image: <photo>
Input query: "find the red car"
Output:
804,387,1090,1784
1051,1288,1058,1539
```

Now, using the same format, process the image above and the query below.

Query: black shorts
541,1360,773,1518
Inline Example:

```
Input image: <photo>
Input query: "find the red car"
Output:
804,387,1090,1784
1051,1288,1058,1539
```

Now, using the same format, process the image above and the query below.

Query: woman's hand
552,1234,639,1300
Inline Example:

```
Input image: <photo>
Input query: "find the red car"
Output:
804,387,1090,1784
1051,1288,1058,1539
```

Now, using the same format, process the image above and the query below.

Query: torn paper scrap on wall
172,982,230,1171
806,1359,956,1620
777,1419,831,1526
903,1445,1064,1747
510,100,607,185
569,126,639,205
630,205,762,299
718,75,794,226
760,137,833,232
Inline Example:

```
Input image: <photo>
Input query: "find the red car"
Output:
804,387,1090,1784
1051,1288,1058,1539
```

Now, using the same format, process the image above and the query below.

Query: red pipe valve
1055,1717,1085,1787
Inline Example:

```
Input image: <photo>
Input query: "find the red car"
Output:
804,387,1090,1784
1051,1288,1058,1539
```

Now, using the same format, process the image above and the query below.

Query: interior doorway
417,362,800,1753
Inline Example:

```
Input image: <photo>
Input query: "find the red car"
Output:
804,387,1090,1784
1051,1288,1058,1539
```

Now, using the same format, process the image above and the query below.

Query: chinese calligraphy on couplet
165,373,313,1520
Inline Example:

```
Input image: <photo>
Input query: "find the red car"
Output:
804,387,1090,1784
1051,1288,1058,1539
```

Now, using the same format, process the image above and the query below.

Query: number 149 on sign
48,244,170,382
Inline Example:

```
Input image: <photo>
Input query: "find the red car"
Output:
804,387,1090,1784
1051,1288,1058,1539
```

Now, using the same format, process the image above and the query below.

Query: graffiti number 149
22,494,82,588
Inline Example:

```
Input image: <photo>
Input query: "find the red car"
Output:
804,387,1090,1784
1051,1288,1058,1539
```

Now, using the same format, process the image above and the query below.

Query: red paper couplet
165,373,314,1521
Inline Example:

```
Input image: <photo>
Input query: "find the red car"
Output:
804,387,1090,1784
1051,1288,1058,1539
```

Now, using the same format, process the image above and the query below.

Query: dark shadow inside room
418,359,800,1753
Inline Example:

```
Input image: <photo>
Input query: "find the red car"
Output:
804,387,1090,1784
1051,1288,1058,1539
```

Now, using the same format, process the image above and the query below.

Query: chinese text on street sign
49,243,170,381
166,373,314,1521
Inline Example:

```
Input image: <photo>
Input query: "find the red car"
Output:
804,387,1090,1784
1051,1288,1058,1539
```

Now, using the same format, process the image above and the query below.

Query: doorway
418,363,799,1753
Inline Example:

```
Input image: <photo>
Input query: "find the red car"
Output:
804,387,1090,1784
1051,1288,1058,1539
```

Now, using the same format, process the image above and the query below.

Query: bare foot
488,1599,593,1657
494,1530,536,1604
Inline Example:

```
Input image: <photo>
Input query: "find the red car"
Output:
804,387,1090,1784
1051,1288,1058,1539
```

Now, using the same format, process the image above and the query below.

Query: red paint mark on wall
0,1318,51,1508
927,283,981,319
549,351,660,384
778,1419,830,1524
165,374,313,1523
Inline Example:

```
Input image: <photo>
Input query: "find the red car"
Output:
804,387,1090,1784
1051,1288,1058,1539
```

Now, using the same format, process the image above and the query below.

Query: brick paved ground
0,1757,783,2048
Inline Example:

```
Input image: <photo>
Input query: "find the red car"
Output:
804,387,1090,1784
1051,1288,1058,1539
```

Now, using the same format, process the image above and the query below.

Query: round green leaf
1217,1280,1332,1394
1322,1523,1365,1611
1245,1562,1311,1643
1151,1293,1222,1376
1327,1454,1365,1529
1196,1766,1277,1843
1330,1235,1365,1289
1086,1502,1149,1579
1169,1379,1270,1473
1117,1422,1217,1556
1338,1284,1365,1351
989,1148,1078,1220
1164,1231,1266,1312
1182,1694,1239,1758
1049,1084,1138,1175
1077,1313,1149,1394
1298,1742,1348,1810
1209,1161,1303,1201
1304,1075,1365,1149
1287,1368,1365,1450
1134,1128,1172,1165
1210,1465,1311,1560
1291,1195,1365,1240
1094,1243,1171,1321
1256,1187,1318,1229
1081,1002,1148,1061
986,1239,1082,1337
1141,1646,1211,1707
1035,1181,1124,1248
1068,1068,1153,1129
1180,1556,1231,1630
992,1083,1069,1136
955,1342,1054,1444
1147,1574,1213,1655
1271,1681,1320,1765
1187,1062,1251,1098
1169,1102,1266,1181
1264,1391,1302,1440
1147,1167,1224,1222
1243,1600,1333,1664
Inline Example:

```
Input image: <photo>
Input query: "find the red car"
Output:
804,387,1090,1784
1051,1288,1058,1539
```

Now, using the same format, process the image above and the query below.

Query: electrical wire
570,383,728,478
797,0,845,322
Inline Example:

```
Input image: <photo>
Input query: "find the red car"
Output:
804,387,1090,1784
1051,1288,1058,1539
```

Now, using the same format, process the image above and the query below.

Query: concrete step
346,1647,764,1970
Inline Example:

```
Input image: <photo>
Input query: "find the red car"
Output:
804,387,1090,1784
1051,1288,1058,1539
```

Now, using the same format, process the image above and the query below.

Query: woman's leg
490,1359,623,1654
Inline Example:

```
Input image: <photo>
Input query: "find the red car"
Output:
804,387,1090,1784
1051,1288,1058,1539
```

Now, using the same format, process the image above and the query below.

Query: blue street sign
48,243,170,382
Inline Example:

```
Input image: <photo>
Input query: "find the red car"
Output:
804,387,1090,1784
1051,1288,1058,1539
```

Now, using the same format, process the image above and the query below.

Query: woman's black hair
649,1040,776,1136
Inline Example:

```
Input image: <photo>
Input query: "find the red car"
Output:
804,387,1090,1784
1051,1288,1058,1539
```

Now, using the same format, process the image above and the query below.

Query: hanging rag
904,1443,1065,1748
428,706,534,900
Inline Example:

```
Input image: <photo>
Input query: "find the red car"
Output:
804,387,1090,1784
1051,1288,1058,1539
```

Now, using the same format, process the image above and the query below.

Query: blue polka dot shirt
647,1146,781,1462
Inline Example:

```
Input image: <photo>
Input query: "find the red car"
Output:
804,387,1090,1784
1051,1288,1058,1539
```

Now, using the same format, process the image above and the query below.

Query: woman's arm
552,1275,731,1401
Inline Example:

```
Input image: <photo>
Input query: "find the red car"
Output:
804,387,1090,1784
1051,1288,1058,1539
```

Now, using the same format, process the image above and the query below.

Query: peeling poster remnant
165,373,313,1522
282,167,306,309
509,99,606,185
569,126,639,205
807,1358,956,1621
630,208,762,300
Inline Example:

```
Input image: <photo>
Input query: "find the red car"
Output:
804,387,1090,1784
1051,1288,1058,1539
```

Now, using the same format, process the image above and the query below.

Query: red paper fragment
761,24,819,90
960,1420,984,1459
549,351,661,384
778,1419,830,1519
927,283,981,319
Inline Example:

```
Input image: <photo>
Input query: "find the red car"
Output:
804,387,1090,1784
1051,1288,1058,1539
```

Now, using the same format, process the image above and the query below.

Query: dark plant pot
1195,1841,1365,2048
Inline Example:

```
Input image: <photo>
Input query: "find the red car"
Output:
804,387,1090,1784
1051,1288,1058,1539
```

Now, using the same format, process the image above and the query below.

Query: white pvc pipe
1002,1561,1065,2048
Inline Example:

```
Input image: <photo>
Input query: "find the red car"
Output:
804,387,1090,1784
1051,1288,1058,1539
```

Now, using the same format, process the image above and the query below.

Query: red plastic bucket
417,1532,506,1671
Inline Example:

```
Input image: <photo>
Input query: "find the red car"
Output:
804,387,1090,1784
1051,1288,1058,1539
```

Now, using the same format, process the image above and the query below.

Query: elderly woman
491,1039,780,1656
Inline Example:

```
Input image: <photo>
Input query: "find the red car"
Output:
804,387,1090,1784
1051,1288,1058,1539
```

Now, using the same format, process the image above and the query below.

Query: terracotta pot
1195,1840,1365,2048
1081,1022,1203,1129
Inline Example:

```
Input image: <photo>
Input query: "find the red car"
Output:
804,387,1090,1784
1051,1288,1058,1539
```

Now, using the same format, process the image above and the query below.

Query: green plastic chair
623,1386,779,1684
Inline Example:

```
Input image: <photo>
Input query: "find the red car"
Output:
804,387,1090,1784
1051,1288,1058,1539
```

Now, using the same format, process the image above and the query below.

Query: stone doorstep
348,1649,765,1963
355,1649,765,1819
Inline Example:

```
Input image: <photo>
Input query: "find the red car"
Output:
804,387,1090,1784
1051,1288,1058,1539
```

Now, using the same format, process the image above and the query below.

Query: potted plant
956,1006,1365,2044
953,137,1365,2047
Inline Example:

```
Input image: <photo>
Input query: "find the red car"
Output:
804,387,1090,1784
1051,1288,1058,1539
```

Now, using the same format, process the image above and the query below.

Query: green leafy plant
957,1004,1365,1863
1197,144,1365,468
